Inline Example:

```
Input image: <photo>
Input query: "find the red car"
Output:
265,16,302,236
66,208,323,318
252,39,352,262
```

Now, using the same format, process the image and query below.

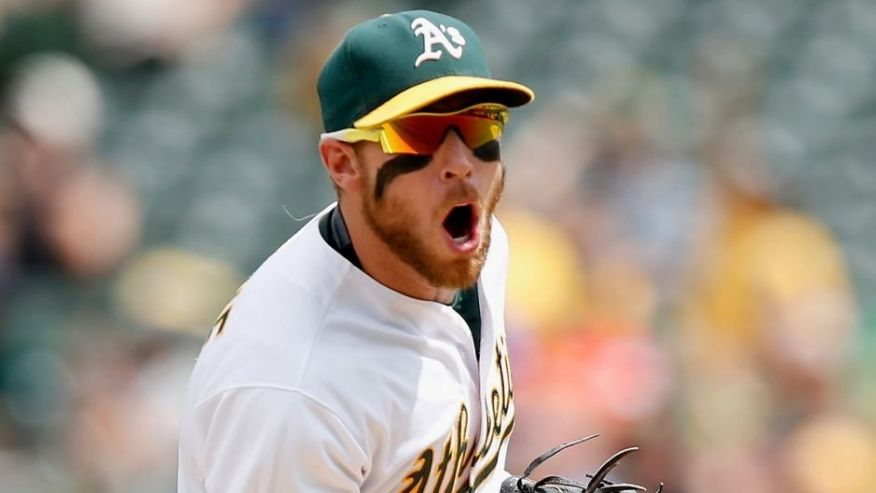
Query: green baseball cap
317,10,534,132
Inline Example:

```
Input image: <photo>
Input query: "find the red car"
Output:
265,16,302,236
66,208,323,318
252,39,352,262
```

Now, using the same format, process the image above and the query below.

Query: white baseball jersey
178,204,516,492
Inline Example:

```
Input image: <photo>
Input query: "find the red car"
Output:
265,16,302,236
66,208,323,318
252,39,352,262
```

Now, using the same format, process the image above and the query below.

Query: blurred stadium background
1,0,875,491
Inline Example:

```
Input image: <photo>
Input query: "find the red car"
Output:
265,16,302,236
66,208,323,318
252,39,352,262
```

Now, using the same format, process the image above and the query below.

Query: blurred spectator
781,413,876,493
78,0,253,67
674,114,859,491
679,114,855,401
1,51,141,286
501,75,683,487
64,332,197,493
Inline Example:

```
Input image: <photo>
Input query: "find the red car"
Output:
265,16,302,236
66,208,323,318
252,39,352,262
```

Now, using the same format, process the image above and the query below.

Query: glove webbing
515,435,664,493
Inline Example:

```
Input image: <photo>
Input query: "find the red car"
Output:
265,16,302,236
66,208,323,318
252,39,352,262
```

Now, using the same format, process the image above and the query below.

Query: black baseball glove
500,435,663,493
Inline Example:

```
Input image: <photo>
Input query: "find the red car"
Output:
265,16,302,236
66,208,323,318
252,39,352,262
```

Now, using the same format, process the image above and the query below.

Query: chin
427,231,492,289
433,257,484,290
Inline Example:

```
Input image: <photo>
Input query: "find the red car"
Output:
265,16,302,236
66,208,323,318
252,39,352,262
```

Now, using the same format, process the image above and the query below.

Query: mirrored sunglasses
321,103,509,156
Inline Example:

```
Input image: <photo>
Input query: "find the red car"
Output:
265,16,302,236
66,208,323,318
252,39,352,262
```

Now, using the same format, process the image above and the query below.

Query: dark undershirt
318,207,482,360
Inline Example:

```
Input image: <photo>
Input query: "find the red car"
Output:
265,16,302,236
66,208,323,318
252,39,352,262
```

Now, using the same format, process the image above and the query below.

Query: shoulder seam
194,383,368,459
275,261,351,388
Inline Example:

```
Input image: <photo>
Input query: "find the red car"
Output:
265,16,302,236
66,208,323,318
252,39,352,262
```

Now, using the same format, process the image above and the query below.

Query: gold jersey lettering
400,335,515,493
400,404,471,493
400,449,434,493
471,335,515,490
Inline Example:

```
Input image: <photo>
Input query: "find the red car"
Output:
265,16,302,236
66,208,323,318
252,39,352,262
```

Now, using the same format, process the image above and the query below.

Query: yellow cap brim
353,75,534,128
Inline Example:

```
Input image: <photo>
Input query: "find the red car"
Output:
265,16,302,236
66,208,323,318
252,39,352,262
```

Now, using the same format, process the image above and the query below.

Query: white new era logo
411,17,466,67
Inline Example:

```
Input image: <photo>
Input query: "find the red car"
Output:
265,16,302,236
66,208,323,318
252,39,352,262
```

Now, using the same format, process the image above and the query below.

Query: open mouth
442,203,477,245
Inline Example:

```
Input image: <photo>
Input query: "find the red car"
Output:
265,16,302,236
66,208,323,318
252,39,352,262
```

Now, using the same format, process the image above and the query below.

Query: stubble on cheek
365,167,503,290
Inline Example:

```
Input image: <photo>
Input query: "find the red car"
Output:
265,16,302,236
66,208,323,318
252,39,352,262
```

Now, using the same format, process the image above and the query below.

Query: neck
338,200,456,304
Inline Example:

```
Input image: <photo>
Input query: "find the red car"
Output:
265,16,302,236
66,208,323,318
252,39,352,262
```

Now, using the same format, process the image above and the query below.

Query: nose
434,130,475,182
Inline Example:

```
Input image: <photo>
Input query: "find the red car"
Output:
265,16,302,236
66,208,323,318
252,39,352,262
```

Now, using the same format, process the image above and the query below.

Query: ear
319,139,364,194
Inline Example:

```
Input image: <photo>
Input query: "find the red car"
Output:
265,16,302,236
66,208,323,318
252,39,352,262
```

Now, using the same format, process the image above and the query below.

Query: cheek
381,177,448,228
480,163,503,195
377,173,431,211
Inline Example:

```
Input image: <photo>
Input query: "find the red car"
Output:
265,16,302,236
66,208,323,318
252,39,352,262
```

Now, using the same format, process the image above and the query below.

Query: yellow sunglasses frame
320,103,510,155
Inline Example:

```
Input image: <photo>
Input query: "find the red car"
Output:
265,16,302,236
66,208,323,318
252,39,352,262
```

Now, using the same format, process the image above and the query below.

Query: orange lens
379,106,507,155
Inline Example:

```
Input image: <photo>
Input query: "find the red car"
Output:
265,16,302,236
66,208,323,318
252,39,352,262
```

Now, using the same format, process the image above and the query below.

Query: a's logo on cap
411,17,466,67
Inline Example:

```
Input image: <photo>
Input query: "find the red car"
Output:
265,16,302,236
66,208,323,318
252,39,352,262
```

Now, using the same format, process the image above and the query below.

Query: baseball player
178,9,531,493
178,9,660,493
